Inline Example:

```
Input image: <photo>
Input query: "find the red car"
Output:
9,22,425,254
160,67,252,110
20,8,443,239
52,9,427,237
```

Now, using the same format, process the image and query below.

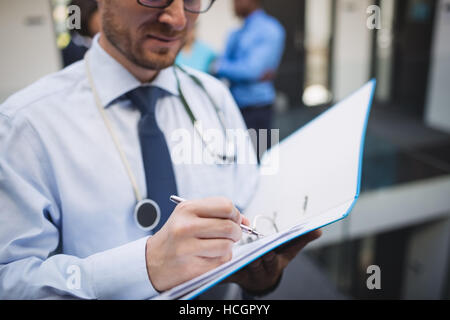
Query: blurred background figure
61,0,100,67
176,25,217,73
211,0,286,161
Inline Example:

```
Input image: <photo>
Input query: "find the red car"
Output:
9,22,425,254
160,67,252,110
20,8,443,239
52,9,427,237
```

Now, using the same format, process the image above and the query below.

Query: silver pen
169,195,264,237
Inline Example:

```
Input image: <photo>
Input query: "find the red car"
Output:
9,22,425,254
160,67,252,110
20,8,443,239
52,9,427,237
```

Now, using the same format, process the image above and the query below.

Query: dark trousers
240,105,273,163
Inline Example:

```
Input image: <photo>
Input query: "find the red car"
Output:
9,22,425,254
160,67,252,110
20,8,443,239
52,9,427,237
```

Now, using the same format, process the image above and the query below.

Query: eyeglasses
137,0,216,14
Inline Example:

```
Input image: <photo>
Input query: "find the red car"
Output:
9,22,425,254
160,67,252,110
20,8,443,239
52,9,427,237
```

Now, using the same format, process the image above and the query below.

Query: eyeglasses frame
137,0,216,14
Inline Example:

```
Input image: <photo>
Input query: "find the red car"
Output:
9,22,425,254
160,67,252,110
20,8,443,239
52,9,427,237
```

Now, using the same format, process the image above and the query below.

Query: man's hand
145,197,243,292
227,229,322,295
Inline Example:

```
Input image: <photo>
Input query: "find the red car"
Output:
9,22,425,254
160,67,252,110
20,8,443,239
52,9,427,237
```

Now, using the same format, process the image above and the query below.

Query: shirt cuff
87,236,158,300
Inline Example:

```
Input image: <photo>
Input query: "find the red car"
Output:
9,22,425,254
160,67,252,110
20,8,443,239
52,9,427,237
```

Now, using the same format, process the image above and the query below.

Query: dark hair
69,0,98,37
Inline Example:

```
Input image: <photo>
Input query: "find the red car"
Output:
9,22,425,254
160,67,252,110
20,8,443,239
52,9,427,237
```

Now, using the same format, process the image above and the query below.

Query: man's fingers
247,257,265,274
305,229,322,242
196,238,235,259
193,217,242,242
262,251,279,273
241,215,251,227
276,229,322,262
179,197,241,224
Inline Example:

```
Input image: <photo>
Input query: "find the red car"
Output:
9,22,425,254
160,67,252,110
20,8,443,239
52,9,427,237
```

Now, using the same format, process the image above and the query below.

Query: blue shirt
216,9,286,108
0,36,259,299
176,41,217,74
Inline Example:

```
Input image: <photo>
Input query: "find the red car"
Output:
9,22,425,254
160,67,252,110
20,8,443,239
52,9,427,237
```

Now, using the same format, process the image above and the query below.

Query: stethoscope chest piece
134,199,161,232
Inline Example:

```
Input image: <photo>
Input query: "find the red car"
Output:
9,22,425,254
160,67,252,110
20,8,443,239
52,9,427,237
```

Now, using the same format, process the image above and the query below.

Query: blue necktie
127,86,178,232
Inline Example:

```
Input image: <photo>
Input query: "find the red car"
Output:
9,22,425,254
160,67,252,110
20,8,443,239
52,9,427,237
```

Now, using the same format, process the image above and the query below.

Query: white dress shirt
0,36,259,299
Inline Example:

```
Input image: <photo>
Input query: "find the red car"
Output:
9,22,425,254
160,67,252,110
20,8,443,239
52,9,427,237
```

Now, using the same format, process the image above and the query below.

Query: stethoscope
84,53,237,232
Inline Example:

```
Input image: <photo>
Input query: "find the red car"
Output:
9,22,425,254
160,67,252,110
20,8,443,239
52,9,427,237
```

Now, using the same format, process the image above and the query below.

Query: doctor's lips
145,33,183,43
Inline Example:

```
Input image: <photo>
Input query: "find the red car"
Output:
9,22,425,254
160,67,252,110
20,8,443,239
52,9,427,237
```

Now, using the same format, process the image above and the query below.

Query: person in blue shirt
175,26,217,73
212,0,286,161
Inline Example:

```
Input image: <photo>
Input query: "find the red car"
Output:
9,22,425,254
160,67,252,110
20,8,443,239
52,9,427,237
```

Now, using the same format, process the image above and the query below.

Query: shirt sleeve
0,112,158,300
216,24,285,83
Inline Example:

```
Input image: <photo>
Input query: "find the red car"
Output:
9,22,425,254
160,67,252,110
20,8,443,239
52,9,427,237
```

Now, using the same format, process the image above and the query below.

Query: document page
244,80,376,235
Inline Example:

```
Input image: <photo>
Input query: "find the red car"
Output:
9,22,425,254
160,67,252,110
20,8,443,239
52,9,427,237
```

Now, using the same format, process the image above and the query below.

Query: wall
0,0,62,103
304,0,333,88
196,0,241,53
332,0,374,101
425,0,450,134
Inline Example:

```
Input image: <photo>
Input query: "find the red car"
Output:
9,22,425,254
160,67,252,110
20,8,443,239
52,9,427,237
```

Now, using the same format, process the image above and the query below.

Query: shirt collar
86,34,180,108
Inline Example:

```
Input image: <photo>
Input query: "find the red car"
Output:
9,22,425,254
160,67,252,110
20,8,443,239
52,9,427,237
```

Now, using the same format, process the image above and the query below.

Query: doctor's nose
158,0,188,32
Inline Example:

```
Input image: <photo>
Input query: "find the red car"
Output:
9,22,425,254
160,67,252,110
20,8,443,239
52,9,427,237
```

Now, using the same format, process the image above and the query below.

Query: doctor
0,0,321,299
